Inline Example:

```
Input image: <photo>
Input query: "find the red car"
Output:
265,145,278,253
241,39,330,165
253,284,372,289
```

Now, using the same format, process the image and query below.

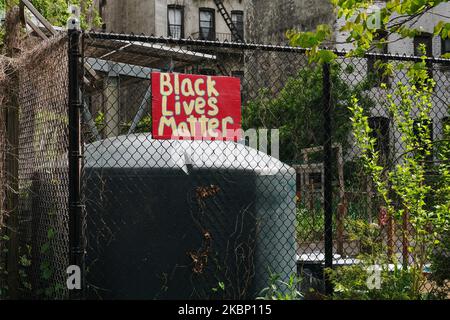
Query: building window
442,38,450,55
367,30,389,87
369,117,390,163
413,33,434,86
231,11,244,41
199,8,215,41
0,8,5,26
414,33,433,56
168,5,184,39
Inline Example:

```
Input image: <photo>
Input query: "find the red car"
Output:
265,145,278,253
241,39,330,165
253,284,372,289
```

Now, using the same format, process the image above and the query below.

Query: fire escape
213,0,243,43
211,0,244,76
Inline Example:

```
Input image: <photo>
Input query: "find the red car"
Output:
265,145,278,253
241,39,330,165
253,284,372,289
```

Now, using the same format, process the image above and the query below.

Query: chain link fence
20,36,70,299
80,32,450,299
0,56,10,295
81,33,303,299
335,54,450,298
0,35,70,299
0,30,449,300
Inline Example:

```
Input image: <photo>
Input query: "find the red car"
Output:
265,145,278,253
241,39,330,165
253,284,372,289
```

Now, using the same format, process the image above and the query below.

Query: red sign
152,72,241,140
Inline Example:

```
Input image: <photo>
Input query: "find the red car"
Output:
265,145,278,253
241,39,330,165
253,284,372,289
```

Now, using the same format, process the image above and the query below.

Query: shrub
347,52,450,299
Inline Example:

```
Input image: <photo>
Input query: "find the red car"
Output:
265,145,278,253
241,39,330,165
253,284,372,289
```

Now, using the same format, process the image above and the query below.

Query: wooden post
4,6,22,299
336,200,348,256
19,1,25,26
0,62,6,293
366,176,373,223
386,211,395,262
308,179,314,211
402,210,410,268
302,151,312,210
104,63,120,138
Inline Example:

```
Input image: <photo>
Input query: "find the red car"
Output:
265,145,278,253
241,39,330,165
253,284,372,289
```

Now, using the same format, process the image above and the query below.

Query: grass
296,197,370,243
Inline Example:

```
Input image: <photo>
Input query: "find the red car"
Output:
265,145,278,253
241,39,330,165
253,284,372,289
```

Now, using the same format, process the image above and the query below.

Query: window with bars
231,11,244,41
414,33,434,83
199,8,215,41
442,38,450,55
369,117,390,163
168,5,184,39
0,8,5,25
414,33,433,56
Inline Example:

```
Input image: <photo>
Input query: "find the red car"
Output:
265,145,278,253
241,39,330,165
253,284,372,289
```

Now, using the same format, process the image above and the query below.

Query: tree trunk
3,6,22,300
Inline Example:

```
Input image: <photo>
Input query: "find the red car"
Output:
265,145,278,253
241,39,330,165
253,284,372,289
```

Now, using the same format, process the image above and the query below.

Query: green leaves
2,0,101,29
287,25,335,64
40,260,52,281
211,281,225,293
327,218,431,300
19,254,31,267
434,21,450,59
349,51,450,299
398,0,429,14
257,273,303,300
40,242,50,254
288,0,450,63
47,228,55,240
287,24,332,48
314,50,338,64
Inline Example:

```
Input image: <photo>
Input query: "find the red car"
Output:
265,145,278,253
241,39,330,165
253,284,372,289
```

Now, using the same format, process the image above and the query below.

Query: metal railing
190,31,238,42
1,29,449,300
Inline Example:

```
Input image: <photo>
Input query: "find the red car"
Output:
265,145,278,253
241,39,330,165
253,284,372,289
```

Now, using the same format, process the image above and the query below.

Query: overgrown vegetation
24,0,101,29
287,0,450,62
285,0,450,300
330,49,450,299
429,233,450,298
257,273,303,300
327,218,450,300
296,204,327,242
0,0,101,51
242,64,375,162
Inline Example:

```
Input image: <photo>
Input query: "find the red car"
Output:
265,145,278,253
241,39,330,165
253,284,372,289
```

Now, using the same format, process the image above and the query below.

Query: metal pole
86,32,450,65
128,87,152,135
68,28,84,299
323,62,333,296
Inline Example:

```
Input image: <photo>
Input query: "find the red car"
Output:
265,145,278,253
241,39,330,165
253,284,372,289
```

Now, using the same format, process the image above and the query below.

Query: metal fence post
323,62,333,296
68,28,84,299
